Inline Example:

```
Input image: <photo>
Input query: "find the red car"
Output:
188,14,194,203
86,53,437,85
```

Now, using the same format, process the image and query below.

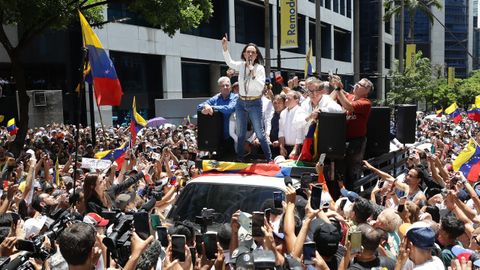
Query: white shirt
223,50,265,97
262,96,274,140
279,105,306,146
401,256,444,270
301,95,343,115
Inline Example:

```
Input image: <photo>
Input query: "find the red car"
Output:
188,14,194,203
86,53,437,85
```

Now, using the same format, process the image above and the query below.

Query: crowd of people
0,38,476,270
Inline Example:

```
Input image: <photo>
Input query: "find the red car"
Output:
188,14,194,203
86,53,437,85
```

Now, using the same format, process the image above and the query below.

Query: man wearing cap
399,222,444,270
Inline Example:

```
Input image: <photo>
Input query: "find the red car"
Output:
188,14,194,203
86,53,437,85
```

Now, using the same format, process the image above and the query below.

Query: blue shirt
197,92,238,139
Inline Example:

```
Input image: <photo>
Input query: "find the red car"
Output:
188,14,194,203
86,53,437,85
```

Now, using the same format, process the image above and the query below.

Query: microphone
136,240,163,270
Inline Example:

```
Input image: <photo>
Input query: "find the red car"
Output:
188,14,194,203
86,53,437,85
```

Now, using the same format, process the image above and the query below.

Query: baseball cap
312,222,342,256
83,213,109,227
340,188,359,202
406,222,436,250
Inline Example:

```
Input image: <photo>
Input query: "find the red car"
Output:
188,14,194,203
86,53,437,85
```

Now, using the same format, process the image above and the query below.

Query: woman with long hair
221,35,272,162
83,173,111,214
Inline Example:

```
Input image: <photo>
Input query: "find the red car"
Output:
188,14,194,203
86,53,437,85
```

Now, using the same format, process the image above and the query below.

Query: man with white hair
197,76,238,157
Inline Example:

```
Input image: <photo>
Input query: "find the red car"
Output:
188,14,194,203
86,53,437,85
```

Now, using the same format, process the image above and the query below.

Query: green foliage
130,0,213,37
387,51,435,105
387,51,480,110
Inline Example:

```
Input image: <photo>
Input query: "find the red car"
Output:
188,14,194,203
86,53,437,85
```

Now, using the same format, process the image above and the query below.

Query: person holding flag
130,96,147,146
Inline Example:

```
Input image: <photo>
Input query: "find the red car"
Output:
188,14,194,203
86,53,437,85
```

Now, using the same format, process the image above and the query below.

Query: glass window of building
181,0,229,39
181,60,211,98
340,0,346,15
325,0,331,9
346,0,351,18
109,51,163,124
235,0,273,47
334,27,351,62
333,0,339,13
308,20,332,59
385,44,392,69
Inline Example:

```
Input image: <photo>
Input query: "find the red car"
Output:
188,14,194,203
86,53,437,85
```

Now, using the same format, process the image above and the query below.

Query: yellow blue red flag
444,102,462,124
452,139,480,182
6,118,18,136
79,11,123,106
130,96,147,145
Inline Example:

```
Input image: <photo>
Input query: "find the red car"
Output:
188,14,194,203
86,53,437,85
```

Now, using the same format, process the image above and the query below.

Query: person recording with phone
342,224,396,270
221,35,272,162
330,76,372,190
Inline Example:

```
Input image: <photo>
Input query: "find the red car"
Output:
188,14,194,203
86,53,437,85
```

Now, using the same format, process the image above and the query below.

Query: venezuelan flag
444,102,462,124
304,41,313,79
6,118,18,136
95,143,129,170
453,139,480,182
476,95,480,109
299,122,320,162
436,108,443,117
130,96,147,146
467,104,480,122
201,160,292,177
79,11,123,106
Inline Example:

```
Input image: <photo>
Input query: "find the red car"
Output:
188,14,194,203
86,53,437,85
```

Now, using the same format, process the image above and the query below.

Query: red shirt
345,93,372,139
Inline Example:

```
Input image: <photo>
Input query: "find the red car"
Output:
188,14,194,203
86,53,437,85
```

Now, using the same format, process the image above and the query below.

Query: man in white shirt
302,79,343,124
279,91,306,159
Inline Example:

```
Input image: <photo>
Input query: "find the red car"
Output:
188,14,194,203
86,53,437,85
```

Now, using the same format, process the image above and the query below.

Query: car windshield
168,182,282,223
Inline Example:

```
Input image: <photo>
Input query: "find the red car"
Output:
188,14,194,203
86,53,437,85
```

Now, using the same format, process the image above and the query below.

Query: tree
386,51,435,105
384,0,442,73
0,0,213,154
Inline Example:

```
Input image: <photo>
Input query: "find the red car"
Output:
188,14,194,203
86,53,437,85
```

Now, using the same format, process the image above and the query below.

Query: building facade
0,0,356,125
394,0,473,78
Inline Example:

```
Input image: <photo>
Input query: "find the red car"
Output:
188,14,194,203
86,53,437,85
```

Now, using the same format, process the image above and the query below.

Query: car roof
189,174,289,191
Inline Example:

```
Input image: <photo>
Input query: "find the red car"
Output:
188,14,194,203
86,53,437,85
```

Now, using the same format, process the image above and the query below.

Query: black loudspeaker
366,107,391,158
396,104,417,144
317,112,346,158
197,112,224,151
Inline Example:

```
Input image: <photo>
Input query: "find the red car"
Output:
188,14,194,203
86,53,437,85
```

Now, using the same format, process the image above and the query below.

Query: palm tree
383,0,442,73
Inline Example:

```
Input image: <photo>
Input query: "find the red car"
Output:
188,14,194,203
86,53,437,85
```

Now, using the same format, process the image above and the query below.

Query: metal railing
353,149,409,192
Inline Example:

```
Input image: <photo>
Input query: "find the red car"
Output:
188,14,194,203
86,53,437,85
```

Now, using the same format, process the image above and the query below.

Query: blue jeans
236,99,272,161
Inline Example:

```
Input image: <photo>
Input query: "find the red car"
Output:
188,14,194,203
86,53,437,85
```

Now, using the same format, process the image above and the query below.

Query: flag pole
72,46,89,210
88,83,96,147
93,91,107,141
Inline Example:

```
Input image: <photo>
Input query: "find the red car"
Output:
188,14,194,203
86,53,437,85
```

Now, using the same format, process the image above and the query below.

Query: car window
168,182,282,223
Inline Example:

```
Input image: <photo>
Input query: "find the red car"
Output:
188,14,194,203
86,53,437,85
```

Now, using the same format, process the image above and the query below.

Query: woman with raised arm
221,35,272,162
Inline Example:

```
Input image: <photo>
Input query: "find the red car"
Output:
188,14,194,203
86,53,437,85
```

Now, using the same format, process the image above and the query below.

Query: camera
2,210,75,270
195,208,215,234
102,212,134,267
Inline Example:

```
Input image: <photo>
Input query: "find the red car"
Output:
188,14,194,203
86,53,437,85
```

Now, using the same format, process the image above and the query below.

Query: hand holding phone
133,212,151,240
349,230,362,254
172,235,186,262
310,184,323,210
273,191,284,209
204,232,218,260
252,211,265,237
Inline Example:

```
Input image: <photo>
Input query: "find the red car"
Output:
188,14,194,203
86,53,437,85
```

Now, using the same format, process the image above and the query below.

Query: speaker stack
365,107,391,158
395,104,417,144
197,112,224,152
316,112,346,158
